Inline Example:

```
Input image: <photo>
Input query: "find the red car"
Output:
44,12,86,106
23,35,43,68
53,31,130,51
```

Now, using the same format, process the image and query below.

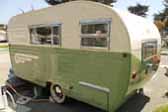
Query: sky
115,0,164,20
0,0,165,24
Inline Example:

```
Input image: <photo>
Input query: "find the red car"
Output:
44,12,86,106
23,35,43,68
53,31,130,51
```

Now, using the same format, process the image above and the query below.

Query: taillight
152,55,160,64
132,72,137,79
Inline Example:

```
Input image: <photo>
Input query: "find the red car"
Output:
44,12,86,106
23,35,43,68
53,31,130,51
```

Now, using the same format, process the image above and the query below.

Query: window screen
80,20,110,48
81,24,108,34
53,26,60,45
142,40,157,60
30,25,61,45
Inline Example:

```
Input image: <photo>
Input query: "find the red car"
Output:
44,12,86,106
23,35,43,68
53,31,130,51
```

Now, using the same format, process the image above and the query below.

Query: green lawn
0,44,8,48
154,104,168,112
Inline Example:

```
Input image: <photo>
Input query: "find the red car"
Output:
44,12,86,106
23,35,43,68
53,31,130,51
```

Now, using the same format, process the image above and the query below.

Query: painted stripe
79,81,110,93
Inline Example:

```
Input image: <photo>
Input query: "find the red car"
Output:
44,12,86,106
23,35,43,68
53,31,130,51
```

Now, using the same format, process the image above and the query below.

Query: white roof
113,8,161,50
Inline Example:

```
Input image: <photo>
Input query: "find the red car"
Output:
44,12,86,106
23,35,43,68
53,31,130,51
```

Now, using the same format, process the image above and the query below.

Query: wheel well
46,82,52,87
46,82,52,95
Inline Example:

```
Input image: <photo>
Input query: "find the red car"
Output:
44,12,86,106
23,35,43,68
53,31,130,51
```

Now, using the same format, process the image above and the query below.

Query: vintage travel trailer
7,1,161,111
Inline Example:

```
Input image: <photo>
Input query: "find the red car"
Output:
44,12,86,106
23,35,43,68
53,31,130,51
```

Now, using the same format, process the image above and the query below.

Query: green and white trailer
7,1,161,111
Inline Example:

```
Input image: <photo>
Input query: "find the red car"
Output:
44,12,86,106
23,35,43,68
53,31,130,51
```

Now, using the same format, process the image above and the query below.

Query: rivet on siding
69,86,73,90
123,53,127,58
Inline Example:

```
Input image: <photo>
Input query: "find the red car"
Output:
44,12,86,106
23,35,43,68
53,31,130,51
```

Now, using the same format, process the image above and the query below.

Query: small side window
80,19,111,48
142,40,157,61
29,25,61,45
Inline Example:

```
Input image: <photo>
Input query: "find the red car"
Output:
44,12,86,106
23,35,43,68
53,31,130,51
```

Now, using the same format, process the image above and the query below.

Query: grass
0,43,8,48
154,104,168,112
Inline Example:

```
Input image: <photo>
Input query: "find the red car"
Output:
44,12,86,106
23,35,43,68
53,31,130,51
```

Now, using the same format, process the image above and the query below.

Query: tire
50,84,66,104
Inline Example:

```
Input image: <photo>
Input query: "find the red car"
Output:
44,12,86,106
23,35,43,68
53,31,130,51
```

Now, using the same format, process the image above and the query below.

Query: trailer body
8,1,161,111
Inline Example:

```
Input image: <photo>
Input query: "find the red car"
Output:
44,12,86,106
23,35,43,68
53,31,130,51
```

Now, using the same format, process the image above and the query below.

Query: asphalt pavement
0,48,10,85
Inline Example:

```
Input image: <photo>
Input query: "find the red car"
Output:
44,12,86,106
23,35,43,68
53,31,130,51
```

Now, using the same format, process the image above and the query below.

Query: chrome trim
79,81,110,93
29,22,62,28
79,18,112,25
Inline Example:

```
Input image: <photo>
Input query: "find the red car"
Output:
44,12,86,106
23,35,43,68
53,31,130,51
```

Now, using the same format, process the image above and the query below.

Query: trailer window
53,26,61,45
80,22,110,48
142,41,157,60
30,25,61,45
82,24,108,34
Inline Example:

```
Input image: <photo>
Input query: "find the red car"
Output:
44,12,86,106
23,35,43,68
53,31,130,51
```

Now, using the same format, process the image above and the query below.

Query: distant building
0,24,7,42
0,24,7,31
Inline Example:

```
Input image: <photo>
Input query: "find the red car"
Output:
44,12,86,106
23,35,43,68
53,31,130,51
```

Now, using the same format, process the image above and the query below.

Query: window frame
142,39,158,61
80,18,111,50
29,23,62,47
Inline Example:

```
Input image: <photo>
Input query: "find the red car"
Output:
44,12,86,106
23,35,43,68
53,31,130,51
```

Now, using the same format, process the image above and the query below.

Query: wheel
50,84,66,103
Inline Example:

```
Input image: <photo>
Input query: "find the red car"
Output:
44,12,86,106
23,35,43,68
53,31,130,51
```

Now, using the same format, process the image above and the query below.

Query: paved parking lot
0,48,13,112
0,48,168,112
0,48,10,85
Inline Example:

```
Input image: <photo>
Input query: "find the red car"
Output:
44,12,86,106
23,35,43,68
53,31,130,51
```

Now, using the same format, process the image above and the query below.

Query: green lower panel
127,53,159,96
10,45,131,111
